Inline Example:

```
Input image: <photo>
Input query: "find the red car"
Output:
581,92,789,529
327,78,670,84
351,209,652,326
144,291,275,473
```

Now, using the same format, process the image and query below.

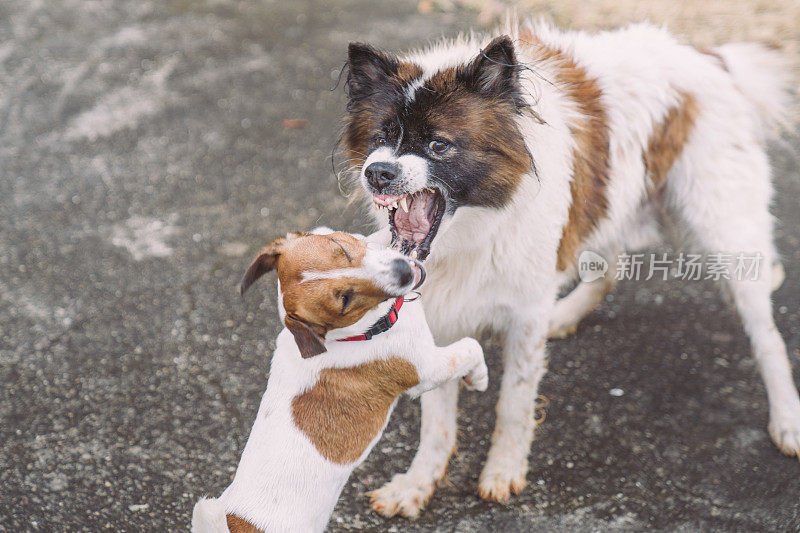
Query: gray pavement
1,0,800,531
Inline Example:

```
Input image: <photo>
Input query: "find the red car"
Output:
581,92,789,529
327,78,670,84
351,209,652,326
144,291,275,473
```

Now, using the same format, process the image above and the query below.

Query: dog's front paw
769,415,800,457
368,472,436,519
456,337,488,391
477,465,527,503
464,360,489,392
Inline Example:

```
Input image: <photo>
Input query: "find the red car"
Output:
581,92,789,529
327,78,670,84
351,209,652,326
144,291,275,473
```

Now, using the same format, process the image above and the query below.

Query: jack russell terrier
191,229,488,532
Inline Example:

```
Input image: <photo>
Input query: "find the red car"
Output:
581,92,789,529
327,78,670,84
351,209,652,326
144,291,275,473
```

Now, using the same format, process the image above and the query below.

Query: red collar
336,297,404,342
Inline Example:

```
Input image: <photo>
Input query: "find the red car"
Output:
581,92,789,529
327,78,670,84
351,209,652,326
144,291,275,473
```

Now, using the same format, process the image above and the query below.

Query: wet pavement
1,0,799,531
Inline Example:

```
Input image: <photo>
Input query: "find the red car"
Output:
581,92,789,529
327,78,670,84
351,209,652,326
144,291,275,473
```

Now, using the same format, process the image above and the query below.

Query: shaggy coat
344,19,798,516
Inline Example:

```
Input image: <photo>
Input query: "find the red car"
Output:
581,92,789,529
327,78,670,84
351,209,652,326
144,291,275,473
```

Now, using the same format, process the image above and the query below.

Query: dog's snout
391,258,414,287
364,162,398,191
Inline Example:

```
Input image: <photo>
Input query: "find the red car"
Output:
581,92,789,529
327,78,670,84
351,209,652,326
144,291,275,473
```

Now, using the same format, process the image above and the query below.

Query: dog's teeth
399,196,409,213
410,250,418,259
390,201,398,210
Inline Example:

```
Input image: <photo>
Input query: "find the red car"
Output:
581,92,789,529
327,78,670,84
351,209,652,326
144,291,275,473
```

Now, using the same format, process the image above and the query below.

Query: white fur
361,20,799,514
192,499,228,532
192,237,488,532
396,154,429,192
300,240,417,295
300,267,370,282
362,147,430,194
403,77,426,104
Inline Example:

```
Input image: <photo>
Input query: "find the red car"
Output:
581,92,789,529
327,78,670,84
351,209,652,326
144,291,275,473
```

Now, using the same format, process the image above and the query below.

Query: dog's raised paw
769,416,800,458
464,361,489,392
368,473,436,519
477,468,526,503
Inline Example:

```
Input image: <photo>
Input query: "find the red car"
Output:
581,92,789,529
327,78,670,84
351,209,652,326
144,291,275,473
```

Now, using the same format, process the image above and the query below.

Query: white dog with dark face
342,19,798,517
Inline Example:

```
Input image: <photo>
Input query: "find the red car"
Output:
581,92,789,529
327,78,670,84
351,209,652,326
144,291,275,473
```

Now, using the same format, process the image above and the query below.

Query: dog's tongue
394,193,432,243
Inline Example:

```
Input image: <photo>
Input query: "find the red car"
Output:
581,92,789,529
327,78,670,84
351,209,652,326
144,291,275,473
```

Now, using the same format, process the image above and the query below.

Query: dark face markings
344,36,532,211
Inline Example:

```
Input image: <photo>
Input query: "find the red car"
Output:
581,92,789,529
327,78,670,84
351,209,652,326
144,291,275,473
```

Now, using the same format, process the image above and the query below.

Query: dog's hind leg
369,379,460,518
668,136,800,457
726,268,800,456
479,304,552,502
549,207,661,338
548,253,618,339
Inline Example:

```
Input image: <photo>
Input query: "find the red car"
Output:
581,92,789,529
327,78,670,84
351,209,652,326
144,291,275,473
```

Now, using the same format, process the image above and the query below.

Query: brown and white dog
342,18,799,517
191,229,488,532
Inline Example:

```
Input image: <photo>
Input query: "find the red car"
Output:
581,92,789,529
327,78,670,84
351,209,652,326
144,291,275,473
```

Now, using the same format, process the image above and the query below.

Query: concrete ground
1,0,799,531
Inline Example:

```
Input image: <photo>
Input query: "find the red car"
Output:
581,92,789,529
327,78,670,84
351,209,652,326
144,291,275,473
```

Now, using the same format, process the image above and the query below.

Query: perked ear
284,315,327,359
240,238,285,296
463,36,521,103
346,42,399,102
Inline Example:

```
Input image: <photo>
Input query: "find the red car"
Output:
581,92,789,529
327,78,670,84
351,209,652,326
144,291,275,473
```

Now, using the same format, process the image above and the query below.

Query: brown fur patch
644,91,699,189
226,514,263,533
521,32,611,271
292,357,420,464
396,61,424,85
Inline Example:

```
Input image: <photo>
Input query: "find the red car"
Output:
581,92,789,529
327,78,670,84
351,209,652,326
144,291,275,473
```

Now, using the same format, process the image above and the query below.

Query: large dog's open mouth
372,188,446,261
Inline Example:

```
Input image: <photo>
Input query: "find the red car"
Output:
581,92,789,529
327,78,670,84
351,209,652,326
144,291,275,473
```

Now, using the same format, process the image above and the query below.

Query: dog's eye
340,290,353,313
375,137,387,146
429,140,449,153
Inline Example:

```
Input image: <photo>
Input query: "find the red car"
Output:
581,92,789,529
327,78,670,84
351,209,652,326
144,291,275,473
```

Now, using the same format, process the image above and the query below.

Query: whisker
345,149,371,158
335,165,362,186
335,160,365,171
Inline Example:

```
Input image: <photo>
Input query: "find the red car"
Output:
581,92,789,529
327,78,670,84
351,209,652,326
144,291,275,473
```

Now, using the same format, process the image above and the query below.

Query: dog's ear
284,315,327,358
346,42,398,102
463,36,521,103
240,238,285,296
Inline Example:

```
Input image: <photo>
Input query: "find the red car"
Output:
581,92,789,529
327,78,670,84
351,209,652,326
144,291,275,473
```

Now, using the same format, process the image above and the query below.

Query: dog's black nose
391,259,414,287
365,162,398,191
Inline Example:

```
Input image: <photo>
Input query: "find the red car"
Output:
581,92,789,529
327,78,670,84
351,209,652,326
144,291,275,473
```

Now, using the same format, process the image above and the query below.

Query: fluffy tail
192,498,229,533
715,42,795,140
